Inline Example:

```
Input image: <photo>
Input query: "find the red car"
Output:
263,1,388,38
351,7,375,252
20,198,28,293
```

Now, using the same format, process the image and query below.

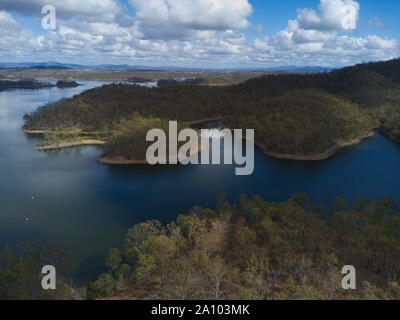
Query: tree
105,248,122,289
86,282,103,300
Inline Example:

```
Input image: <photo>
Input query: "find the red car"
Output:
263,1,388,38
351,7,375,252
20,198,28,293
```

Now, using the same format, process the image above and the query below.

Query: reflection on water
1,82,400,282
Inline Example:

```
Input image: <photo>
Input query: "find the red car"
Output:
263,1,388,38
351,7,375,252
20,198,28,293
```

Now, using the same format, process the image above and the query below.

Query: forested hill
23,59,400,160
87,194,400,300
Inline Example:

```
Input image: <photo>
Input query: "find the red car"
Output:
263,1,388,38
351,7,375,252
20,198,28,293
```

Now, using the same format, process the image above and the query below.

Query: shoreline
22,128,106,135
35,139,106,150
255,132,375,161
98,157,148,165
378,128,400,143
26,124,375,162
98,142,207,165
99,132,374,164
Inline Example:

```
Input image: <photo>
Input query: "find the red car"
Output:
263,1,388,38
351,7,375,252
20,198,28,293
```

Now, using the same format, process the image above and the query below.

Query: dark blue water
1,82,399,280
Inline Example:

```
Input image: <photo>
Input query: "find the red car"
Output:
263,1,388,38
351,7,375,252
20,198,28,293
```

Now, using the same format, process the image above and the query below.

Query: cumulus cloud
0,0,126,22
0,0,398,68
0,10,46,60
250,0,397,67
297,0,359,31
129,0,253,39
365,35,396,50
0,10,19,34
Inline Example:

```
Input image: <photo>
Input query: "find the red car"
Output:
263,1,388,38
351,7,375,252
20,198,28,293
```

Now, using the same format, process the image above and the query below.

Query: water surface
1,82,399,280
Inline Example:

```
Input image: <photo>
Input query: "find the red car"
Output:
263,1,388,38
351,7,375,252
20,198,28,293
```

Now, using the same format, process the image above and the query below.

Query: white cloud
0,10,19,34
250,0,398,67
297,0,359,31
292,29,337,44
0,0,127,23
366,35,397,50
0,0,398,68
0,11,37,58
129,0,253,39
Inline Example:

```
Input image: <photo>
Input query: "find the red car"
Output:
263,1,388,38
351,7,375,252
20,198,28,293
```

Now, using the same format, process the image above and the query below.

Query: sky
0,0,398,68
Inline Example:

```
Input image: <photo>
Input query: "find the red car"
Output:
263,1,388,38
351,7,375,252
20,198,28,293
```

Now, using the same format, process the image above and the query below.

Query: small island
56,80,81,88
127,77,154,83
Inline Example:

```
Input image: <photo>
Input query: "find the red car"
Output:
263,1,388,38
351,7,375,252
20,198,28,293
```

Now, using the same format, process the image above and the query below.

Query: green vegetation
103,113,190,161
88,194,400,300
56,80,80,88
36,133,106,148
23,59,400,160
2,194,400,300
0,80,54,91
0,242,77,300
225,89,375,155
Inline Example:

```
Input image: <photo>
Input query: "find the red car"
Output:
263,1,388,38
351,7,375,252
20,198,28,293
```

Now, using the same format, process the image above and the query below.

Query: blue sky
244,0,398,41
0,0,398,68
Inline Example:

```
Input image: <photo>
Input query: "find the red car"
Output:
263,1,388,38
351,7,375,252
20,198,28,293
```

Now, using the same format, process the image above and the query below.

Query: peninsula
0,80,54,91
22,59,400,163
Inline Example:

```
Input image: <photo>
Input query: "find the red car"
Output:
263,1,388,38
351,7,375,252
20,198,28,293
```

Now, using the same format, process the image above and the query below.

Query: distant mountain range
0,62,160,70
0,62,334,73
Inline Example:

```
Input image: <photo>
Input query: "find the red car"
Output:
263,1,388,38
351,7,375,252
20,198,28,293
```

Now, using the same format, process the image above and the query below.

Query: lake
1,82,400,281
